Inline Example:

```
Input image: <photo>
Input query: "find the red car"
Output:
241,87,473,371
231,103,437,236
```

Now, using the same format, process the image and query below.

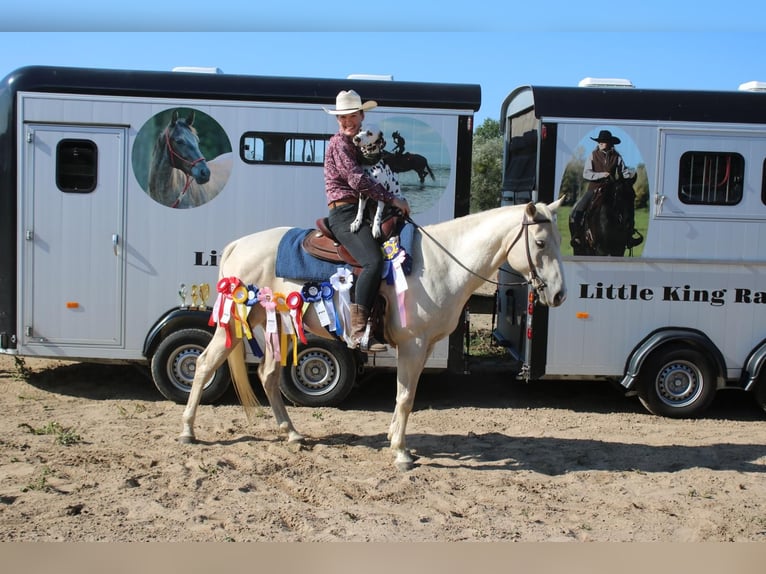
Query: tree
471,118,503,212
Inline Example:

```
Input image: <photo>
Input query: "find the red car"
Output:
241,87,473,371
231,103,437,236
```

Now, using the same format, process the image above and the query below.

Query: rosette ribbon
381,238,409,328
330,267,354,346
321,281,340,334
301,281,330,329
286,291,308,345
274,292,297,366
209,276,239,347
258,287,280,361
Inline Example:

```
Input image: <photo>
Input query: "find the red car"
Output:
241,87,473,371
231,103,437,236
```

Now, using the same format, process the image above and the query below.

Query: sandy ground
1,349,766,543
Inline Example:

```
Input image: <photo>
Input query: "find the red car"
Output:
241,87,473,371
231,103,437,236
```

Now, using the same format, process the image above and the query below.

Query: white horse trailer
0,65,480,406
495,81,766,417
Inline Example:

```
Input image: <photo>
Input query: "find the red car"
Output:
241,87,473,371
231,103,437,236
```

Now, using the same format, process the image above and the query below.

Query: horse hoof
178,434,197,444
395,460,415,472
287,431,304,443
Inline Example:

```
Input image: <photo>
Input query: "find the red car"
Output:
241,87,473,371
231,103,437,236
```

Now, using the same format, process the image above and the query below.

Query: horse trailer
495,80,766,417
0,65,480,406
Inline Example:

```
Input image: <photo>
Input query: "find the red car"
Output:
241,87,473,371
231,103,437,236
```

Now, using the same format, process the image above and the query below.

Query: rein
164,129,206,208
405,213,551,290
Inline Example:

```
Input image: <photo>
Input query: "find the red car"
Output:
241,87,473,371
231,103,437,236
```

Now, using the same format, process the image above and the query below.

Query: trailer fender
742,338,766,392
142,307,214,358
620,328,726,391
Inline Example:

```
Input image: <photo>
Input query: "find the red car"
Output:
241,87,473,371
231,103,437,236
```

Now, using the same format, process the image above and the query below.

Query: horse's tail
425,161,435,181
227,338,261,422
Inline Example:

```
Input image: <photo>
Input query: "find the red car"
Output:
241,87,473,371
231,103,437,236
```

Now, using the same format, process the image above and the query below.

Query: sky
1,2,766,129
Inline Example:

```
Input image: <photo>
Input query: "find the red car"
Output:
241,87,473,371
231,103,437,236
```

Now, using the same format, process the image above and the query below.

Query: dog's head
353,126,386,162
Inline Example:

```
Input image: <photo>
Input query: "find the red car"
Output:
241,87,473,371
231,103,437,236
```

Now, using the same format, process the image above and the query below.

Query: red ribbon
286,291,307,344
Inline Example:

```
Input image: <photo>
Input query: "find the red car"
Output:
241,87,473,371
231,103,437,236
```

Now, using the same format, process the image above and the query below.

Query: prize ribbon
302,281,330,328
287,291,308,345
231,283,253,340
274,292,297,366
330,267,354,346
209,276,239,347
381,238,409,328
320,281,338,333
258,287,280,361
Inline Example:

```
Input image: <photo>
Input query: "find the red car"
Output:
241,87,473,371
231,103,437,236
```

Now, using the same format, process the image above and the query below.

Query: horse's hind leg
179,327,231,443
258,352,303,443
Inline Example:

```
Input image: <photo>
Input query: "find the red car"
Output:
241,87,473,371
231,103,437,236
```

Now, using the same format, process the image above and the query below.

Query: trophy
199,283,210,310
190,284,199,309
178,283,188,308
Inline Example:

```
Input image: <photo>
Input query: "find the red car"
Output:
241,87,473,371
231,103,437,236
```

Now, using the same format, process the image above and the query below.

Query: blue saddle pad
275,222,415,282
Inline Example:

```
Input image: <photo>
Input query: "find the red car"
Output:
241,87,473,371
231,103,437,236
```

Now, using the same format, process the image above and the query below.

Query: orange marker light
66,301,80,309
576,311,590,319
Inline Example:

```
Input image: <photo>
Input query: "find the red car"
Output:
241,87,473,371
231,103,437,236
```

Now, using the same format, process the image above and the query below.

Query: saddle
301,214,404,270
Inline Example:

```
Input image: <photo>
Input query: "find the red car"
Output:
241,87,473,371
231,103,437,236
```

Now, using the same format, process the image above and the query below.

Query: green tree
470,118,503,212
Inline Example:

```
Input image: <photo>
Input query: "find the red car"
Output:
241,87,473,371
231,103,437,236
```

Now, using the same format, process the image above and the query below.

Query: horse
147,110,233,208
580,176,641,256
179,200,567,470
382,151,435,184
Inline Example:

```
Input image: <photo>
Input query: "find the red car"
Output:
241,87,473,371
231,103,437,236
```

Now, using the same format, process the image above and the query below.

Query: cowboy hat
323,90,377,115
591,129,621,144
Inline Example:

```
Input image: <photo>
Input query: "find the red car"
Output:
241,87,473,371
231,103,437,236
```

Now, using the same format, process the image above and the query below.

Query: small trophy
199,283,210,310
178,283,188,308
190,284,199,309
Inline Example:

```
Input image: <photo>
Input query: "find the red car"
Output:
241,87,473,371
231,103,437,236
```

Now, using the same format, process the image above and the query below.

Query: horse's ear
525,202,537,218
171,109,179,124
548,196,565,213
187,110,195,126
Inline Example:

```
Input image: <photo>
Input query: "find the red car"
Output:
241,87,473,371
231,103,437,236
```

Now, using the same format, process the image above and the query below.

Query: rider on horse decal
569,129,642,256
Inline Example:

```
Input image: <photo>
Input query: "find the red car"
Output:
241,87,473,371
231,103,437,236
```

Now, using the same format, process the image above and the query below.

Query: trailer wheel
280,336,357,407
150,328,230,404
638,346,717,418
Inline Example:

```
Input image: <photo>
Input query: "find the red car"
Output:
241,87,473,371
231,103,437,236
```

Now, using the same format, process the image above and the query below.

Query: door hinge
26,131,34,143
25,230,34,241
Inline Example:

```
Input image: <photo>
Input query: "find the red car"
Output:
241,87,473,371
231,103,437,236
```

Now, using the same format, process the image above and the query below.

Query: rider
570,129,634,248
323,90,411,353
392,131,406,155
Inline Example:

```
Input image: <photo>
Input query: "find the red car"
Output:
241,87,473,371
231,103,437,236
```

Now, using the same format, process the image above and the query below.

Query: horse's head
353,126,386,164
164,110,211,184
507,199,567,307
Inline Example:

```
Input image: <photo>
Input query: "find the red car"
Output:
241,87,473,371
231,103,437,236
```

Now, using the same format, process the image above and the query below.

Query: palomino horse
180,200,567,469
382,151,435,184
148,110,232,208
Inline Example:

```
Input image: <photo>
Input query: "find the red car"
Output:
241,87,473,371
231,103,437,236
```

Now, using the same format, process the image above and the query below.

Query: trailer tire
150,328,230,404
638,346,717,418
280,336,357,407
753,374,766,414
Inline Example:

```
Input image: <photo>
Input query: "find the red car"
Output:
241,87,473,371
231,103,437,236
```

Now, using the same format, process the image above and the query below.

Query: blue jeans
327,203,383,310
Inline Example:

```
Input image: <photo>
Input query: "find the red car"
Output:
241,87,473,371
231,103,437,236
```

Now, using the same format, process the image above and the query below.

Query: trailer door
22,125,126,348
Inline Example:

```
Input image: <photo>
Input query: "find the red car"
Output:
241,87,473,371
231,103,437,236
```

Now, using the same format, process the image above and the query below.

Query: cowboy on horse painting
569,129,640,255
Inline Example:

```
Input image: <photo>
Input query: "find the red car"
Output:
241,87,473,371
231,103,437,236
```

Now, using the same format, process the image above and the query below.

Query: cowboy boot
350,304,387,353
569,210,585,248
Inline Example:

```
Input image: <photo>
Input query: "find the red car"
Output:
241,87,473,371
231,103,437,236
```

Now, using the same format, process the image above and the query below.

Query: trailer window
56,139,97,193
241,132,330,166
678,151,743,205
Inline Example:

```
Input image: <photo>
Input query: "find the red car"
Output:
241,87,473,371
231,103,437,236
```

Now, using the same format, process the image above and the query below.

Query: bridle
406,213,553,292
164,128,206,208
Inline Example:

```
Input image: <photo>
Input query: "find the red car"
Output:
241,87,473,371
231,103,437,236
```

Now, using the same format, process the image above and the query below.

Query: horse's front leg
388,340,429,470
258,352,303,443
179,328,231,443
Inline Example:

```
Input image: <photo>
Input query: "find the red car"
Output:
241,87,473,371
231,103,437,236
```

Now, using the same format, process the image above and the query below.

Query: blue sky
2,2,765,128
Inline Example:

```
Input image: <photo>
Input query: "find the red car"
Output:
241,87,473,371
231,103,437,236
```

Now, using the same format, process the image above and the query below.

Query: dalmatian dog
351,126,403,239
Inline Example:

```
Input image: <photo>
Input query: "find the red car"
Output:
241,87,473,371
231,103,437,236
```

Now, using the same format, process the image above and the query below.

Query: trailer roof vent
578,77,635,88
172,66,224,74
347,74,394,81
738,81,766,92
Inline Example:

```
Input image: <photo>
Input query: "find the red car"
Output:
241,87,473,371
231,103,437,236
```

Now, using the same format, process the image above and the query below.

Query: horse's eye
535,240,545,248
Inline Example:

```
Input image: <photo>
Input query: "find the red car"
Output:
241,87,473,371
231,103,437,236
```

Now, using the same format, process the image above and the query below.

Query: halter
164,128,207,208
406,212,552,294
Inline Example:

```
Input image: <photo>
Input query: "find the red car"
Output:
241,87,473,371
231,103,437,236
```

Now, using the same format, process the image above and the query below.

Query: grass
18,421,83,446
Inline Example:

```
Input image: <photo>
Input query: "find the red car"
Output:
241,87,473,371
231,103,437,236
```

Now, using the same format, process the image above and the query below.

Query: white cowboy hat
323,90,377,115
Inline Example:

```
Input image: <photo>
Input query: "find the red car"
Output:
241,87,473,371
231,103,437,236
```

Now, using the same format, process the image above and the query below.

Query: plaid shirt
324,132,398,204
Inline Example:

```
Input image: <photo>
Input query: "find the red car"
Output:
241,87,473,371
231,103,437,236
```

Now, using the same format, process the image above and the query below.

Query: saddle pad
275,222,416,282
